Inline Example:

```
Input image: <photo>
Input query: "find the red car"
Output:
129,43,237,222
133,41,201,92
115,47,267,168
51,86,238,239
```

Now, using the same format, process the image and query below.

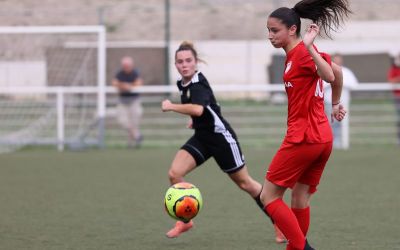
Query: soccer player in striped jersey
259,0,351,249
161,41,268,238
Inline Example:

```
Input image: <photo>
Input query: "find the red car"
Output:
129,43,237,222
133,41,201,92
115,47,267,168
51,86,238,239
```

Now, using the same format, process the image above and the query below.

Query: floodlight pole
164,0,171,86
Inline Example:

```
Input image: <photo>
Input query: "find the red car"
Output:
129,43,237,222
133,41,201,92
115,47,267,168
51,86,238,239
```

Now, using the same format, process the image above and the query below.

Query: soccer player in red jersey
259,0,351,249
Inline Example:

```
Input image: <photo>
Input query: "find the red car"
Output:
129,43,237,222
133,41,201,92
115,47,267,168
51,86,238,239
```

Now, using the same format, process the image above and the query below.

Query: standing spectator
112,56,143,148
324,53,358,149
387,53,400,145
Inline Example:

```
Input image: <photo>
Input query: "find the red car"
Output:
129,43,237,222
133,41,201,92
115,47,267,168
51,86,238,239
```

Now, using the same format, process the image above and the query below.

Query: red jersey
282,42,333,144
387,66,400,97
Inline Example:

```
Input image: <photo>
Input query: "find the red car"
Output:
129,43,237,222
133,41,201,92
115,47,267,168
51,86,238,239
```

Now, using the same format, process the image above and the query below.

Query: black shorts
181,128,245,174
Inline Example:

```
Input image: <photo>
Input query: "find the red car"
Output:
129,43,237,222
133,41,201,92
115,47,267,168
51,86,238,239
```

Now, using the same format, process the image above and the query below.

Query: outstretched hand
331,104,347,122
303,23,320,48
161,99,173,112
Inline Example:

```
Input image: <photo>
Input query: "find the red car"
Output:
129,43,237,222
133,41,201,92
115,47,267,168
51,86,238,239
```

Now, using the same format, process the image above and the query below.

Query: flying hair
270,0,352,38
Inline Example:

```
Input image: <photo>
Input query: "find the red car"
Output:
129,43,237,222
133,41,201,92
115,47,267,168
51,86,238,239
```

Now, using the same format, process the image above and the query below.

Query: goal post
0,25,106,152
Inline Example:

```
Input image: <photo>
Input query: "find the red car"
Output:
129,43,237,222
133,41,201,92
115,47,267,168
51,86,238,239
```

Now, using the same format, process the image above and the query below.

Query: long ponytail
270,0,352,38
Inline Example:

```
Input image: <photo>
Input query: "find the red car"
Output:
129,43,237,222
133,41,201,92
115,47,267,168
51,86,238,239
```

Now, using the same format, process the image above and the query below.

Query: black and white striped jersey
177,71,232,133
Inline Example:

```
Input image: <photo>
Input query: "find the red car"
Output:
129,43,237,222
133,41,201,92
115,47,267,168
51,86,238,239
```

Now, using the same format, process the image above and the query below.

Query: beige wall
0,0,398,41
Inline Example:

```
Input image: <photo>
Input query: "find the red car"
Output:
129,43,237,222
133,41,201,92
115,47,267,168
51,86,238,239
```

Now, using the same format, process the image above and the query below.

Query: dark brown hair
270,0,352,38
175,41,198,61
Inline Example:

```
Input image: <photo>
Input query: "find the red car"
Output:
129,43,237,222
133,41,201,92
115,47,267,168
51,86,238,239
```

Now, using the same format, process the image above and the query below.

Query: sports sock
265,198,305,250
292,207,310,236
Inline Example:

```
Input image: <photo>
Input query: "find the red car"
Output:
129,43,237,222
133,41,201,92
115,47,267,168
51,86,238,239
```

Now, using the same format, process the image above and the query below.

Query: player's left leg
206,129,253,195
229,166,287,243
292,141,332,239
228,165,261,197
230,168,287,243
209,128,286,243
208,130,262,209
291,183,312,236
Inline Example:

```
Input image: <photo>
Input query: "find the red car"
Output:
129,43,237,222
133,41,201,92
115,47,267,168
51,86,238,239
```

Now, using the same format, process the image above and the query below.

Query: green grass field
0,146,399,250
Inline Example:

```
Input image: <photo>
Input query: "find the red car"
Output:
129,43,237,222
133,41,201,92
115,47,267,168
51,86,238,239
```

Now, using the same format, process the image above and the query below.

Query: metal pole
97,6,105,25
164,0,171,86
57,88,65,151
97,26,107,148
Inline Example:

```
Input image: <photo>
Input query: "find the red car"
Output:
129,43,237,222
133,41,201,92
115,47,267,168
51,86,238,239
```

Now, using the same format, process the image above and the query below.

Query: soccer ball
164,182,203,222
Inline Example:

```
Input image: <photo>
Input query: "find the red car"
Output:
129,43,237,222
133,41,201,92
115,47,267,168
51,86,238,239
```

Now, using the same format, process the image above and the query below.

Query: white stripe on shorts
222,130,244,168
206,105,244,169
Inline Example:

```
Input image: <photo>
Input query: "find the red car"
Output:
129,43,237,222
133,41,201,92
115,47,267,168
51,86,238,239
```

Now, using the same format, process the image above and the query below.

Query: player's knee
291,189,309,208
168,168,183,183
260,182,285,206
235,178,253,192
237,180,249,191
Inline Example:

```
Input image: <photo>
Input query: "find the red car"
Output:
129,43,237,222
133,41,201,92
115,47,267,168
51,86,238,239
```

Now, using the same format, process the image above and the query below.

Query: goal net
0,26,106,153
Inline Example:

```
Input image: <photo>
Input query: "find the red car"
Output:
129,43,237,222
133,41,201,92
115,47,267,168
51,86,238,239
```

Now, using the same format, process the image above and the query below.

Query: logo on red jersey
284,61,292,74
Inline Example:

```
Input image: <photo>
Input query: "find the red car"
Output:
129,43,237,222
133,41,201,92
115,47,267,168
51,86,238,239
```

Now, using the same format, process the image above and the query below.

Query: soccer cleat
274,224,287,244
166,220,194,238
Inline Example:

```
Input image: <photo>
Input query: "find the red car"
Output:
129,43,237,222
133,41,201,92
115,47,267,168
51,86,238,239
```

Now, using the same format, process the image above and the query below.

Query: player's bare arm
303,24,335,83
329,62,343,105
330,62,347,122
161,99,204,117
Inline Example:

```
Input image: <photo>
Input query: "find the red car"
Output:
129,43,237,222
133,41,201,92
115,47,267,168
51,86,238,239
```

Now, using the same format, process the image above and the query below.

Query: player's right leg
168,149,197,184
260,180,307,250
166,136,210,238
166,150,197,238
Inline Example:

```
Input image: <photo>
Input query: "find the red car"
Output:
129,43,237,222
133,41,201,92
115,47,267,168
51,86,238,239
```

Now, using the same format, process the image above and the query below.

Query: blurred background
0,0,400,151
1,2,400,250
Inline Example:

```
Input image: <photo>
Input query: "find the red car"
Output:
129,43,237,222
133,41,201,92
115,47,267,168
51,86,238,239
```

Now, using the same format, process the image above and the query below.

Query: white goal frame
0,26,106,150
